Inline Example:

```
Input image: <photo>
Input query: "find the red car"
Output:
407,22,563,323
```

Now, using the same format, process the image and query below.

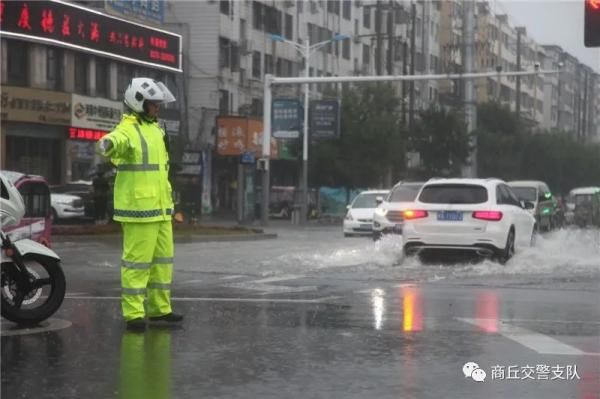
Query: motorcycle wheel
1,255,66,325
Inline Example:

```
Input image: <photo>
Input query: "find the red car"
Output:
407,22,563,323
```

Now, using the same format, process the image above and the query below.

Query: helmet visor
155,81,176,104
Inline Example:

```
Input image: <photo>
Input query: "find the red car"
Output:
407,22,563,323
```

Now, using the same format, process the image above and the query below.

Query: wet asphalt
2,226,599,399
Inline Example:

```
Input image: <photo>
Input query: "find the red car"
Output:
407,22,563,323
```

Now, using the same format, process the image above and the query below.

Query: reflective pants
121,221,173,321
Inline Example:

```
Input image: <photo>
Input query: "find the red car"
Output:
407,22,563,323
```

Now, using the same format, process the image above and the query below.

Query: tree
476,101,600,194
409,107,472,177
309,83,406,190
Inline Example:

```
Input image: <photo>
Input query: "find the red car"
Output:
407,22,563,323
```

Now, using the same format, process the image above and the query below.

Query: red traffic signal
585,0,600,47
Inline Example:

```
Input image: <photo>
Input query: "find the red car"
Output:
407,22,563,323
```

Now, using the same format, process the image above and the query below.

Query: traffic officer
97,77,182,331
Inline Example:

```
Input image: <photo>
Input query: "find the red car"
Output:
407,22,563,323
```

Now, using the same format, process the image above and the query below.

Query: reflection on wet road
2,226,599,398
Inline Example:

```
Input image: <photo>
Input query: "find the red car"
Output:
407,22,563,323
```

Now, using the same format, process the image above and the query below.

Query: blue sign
241,151,256,164
107,0,165,24
272,99,303,139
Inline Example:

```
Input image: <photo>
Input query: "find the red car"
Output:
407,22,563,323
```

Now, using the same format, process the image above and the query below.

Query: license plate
437,211,463,221
360,224,372,229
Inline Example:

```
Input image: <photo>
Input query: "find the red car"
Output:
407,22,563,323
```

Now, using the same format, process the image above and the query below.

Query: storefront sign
71,94,122,131
106,0,165,24
0,0,182,72
216,116,278,158
1,86,71,125
68,127,107,141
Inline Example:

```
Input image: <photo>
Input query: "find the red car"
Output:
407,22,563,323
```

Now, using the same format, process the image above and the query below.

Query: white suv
402,178,537,263
372,181,424,241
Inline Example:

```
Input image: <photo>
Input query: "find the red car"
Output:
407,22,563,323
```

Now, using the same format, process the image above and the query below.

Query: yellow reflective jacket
100,113,173,223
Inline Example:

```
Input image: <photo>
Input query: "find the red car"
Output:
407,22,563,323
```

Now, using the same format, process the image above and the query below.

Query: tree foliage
476,102,600,194
310,83,405,190
409,107,472,177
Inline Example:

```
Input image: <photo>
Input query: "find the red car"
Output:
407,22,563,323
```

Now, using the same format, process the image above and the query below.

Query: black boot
126,318,146,331
149,313,183,323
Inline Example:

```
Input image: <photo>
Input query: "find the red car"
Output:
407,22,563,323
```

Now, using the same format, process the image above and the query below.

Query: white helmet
123,77,176,113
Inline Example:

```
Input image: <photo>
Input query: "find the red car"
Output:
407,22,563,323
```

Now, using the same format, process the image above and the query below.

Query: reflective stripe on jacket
101,114,173,223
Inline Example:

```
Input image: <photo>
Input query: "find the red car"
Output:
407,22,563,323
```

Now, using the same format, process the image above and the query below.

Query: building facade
165,0,441,214
0,0,182,184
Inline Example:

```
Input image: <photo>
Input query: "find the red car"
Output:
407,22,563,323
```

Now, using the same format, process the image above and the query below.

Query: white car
51,193,85,220
402,178,537,263
343,190,389,237
372,181,425,240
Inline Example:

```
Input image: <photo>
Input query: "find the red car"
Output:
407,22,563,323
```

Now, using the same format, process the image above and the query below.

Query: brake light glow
403,210,428,219
472,211,503,221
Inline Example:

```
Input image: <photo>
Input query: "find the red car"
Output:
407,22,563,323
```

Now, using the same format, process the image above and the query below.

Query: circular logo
74,102,86,119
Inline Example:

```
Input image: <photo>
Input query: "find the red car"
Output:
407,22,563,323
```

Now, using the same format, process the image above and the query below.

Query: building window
117,62,131,100
363,7,371,29
220,0,230,15
219,89,229,114
264,6,281,35
327,0,340,15
362,44,370,66
7,40,28,86
47,47,63,91
219,37,231,68
264,54,274,75
251,98,263,117
342,39,350,60
74,52,88,94
342,0,351,20
252,51,261,78
285,13,293,40
253,1,263,30
95,57,108,97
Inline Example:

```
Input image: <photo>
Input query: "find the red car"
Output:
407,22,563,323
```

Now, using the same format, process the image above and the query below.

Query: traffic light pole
259,68,561,226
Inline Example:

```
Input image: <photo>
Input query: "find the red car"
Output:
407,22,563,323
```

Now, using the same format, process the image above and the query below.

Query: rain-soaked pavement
2,226,599,398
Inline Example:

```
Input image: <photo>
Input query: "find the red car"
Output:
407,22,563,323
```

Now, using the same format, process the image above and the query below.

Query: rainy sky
498,0,600,72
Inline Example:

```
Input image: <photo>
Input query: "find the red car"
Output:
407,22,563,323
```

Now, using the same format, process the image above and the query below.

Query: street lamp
270,33,350,223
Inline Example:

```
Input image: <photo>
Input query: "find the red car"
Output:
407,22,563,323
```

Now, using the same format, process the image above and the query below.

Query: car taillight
403,210,428,219
472,211,503,221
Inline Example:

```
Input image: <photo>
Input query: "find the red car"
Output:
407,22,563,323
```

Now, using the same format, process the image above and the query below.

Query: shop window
7,40,28,86
74,52,89,94
6,136,62,185
95,57,108,98
47,47,63,91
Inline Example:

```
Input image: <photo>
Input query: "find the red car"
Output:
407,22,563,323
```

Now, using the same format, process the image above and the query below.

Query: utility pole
375,1,383,76
463,0,477,177
409,1,416,132
402,41,408,126
387,1,394,76
515,27,525,123
385,0,395,188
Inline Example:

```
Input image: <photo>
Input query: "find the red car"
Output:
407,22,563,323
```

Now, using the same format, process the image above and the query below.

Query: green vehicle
508,180,557,231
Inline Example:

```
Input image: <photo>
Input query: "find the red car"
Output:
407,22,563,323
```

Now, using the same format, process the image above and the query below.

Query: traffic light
585,0,600,47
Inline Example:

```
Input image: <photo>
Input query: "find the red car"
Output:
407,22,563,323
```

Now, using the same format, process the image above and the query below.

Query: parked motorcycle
1,172,66,325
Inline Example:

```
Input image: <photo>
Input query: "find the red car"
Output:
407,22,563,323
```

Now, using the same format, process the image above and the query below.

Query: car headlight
345,212,353,221
55,200,72,205
375,208,388,216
